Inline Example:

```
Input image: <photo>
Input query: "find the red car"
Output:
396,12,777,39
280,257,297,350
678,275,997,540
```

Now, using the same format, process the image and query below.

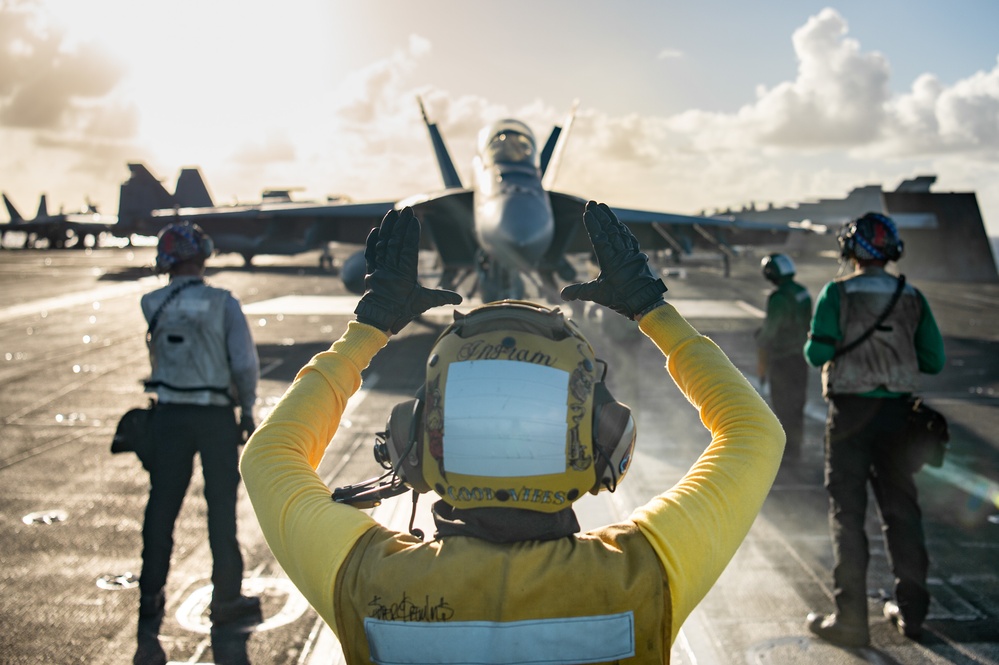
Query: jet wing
149,199,398,247
398,189,477,266
550,194,802,256
149,190,479,273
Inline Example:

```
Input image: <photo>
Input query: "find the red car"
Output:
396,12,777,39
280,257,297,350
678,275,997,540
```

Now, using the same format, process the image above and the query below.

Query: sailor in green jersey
756,253,812,461
804,212,944,648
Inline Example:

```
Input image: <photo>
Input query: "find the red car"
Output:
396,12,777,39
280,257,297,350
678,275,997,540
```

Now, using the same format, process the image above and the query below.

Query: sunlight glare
45,0,338,166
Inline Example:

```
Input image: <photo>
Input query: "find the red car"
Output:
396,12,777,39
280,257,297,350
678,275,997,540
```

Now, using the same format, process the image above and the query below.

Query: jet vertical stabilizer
3,194,24,223
116,163,178,236
174,168,214,208
418,97,464,189
36,194,48,219
540,100,578,190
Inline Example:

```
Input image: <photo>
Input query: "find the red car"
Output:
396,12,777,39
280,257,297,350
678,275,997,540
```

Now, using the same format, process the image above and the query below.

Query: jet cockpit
478,120,537,167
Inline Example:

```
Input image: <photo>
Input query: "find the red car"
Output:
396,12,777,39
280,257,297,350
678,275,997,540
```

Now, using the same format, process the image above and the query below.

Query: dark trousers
824,395,930,626
769,353,808,456
139,404,245,604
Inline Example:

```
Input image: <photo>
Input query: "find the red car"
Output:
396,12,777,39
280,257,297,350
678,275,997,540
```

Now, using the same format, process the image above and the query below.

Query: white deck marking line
0,276,160,324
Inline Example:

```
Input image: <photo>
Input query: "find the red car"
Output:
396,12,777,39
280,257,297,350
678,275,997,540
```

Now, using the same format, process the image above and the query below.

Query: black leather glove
239,413,256,443
354,207,463,333
560,201,667,319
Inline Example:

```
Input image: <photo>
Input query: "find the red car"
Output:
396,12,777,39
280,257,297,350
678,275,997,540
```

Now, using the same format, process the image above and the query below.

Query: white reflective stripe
365,611,635,665
443,361,569,477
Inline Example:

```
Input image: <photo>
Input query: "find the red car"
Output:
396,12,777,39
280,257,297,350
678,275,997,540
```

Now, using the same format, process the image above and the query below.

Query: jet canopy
478,119,537,167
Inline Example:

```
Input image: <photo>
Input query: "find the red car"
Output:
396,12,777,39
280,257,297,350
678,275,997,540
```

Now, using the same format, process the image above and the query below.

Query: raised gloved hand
239,413,256,443
560,201,667,319
354,207,463,334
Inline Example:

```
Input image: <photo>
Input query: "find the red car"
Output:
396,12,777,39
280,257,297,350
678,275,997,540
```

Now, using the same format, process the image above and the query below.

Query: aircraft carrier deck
1,242,997,664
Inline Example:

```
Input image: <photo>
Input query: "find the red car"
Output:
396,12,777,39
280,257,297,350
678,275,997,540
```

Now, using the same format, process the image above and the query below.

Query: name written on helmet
456,339,555,366
443,484,570,506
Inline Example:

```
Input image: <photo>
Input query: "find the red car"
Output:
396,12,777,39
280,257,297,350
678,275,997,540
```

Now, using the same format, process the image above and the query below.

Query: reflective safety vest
822,270,923,397
141,280,234,406
334,522,672,665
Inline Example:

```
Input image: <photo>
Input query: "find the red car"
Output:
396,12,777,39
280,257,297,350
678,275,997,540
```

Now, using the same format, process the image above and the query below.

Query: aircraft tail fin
175,167,214,208
3,193,24,223
418,96,464,189
36,194,49,219
541,100,578,190
117,163,176,228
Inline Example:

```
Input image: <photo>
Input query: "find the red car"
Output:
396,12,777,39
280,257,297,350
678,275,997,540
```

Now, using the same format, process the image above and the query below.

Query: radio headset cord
145,279,203,342
331,399,425,540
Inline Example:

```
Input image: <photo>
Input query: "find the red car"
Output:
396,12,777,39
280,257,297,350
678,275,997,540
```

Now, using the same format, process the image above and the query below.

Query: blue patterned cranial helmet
155,222,214,273
839,212,904,262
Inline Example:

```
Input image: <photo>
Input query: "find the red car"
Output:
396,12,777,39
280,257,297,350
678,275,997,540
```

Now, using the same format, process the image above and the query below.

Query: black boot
210,595,263,625
884,601,923,640
806,612,869,648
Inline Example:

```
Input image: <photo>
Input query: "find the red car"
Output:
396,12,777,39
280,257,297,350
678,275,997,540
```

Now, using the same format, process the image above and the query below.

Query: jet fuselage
471,120,555,296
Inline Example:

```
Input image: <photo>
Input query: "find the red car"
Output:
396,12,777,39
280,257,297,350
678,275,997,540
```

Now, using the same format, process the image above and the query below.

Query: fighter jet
2,193,118,249
116,100,805,299
115,163,392,271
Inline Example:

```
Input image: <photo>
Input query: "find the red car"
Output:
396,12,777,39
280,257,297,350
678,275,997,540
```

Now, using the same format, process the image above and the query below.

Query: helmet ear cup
197,232,214,260
383,393,432,494
883,235,903,262
838,225,855,260
589,382,636,494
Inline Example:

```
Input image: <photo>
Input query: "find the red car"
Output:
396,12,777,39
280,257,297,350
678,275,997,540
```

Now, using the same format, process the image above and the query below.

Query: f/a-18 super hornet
116,99,806,300
2,193,118,249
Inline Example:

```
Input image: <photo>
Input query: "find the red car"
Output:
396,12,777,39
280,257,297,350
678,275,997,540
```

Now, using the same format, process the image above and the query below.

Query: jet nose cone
486,195,554,267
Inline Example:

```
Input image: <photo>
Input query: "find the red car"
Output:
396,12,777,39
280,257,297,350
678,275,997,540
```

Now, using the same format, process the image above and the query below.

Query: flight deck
0,243,997,664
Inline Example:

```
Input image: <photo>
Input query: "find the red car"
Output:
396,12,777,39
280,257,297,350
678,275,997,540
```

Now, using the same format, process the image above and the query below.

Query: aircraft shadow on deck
256,331,444,389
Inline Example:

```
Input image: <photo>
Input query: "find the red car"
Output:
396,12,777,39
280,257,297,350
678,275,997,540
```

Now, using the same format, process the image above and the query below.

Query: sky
2,0,999,237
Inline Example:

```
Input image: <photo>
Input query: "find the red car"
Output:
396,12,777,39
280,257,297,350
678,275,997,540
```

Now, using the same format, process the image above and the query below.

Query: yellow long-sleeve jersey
241,303,785,664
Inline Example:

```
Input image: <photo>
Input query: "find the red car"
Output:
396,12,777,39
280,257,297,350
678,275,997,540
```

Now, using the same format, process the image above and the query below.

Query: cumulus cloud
334,33,433,125
0,1,126,131
559,5,999,225
661,9,892,152
875,58,999,159
758,8,891,146
655,8,999,165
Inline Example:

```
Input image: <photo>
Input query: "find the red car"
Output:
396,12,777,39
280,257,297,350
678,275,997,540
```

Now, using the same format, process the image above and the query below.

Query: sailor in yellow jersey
241,201,785,664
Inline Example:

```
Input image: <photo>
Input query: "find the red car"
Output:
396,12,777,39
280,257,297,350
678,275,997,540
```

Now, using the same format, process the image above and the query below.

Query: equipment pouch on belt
111,399,157,470
905,396,949,470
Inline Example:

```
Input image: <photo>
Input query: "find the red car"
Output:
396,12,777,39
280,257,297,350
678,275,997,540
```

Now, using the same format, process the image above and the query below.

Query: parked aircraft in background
1,193,118,249
115,99,806,299
113,162,390,271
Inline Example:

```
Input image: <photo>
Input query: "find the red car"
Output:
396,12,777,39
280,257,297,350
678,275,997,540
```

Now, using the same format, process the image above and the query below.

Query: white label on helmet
443,360,569,477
